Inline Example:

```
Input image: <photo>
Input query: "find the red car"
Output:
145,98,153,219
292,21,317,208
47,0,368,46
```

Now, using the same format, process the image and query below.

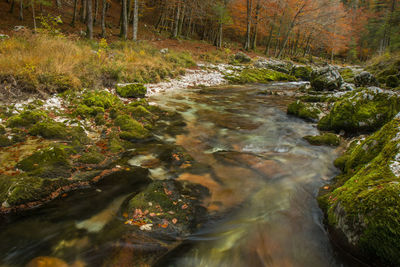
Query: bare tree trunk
101,0,106,37
31,0,36,32
19,0,23,20
250,0,260,50
244,0,252,50
172,2,180,38
132,0,138,41
87,0,93,39
265,23,274,55
80,0,87,22
217,22,223,49
120,0,128,39
56,0,61,8
93,0,98,24
178,2,186,36
71,0,78,26
185,8,193,37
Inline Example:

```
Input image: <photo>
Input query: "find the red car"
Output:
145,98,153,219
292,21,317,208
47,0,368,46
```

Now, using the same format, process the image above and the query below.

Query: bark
244,0,252,50
178,2,186,36
264,23,274,55
172,2,181,38
87,0,93,39
250,0,261,50
217,22,223,49
31,0,36,32
19,0,23,20
71,0,78,26
56,0,61,8
9,0,15,13
132,0,138,41
94,0,98,24
101,0,106,37
120,0,128,39
80,0,87,22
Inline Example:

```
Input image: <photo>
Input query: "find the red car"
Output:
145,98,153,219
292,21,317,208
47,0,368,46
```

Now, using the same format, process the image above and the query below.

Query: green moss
287,100,321,121
227,68,297,84
116,84,147,98
16,146,71,178
339,68,355,83
6,110,47,128
0,135,13,147
386,75,399,88
78,150,105,164
82,90,120,109
29,120,68,139
114,114,150,141
303,133,340,146
318,89,400,133
0,125,5,134
319,118,400,266
291,66,312,81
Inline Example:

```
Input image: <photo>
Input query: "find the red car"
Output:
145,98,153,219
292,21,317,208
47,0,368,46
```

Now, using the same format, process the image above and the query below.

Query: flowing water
0,82,352,266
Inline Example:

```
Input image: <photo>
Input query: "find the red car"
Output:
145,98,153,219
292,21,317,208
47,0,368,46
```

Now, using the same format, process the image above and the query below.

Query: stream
0,82,354,266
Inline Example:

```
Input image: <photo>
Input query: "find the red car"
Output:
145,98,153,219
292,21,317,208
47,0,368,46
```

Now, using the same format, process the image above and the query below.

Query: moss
333,155,349,171
116,84,147,98
29,120,68,139
318,89,400,133
0,125,5,134
227,68,297,84
16,146,71,178
114,114,150,141
6,110,47,128
287,100,321,121
0,135,13,147
78,151,105,164
386,75,399,88
291,66,312,81
82,90,120,109
339,68,355,83
319,118,400,266
303,133,340,146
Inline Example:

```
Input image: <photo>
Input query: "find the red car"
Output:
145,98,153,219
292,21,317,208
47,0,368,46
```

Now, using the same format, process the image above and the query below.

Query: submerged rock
319,115,400,266
310,66,343,91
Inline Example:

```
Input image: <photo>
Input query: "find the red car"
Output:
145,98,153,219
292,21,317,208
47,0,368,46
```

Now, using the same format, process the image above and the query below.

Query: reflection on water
0,82,347,267
151,83,343,267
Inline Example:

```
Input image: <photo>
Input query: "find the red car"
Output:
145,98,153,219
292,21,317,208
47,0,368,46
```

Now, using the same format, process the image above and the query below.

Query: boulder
310,66,343,91
319,115,400,266
234,52,251,63
254,58,292,74
287,100,321,122
116,83,147,98
291,65,312,81
354,71,378,87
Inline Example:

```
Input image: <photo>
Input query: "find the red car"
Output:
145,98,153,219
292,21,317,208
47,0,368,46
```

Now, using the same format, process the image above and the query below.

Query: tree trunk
93,0,98,24
80,0,87,22
132,0,138,41
172,2,180,38
87,0,93,39
265,23,274,55
101,0,106,37
120,0,128,39
9,0,15,13
71,0,78,26
31,0,36,32
244,0,252,50
19,0,23,20
178,2,185,36
56,0,61,8
250,0,260,50
217,22,223,49
185,8,193,37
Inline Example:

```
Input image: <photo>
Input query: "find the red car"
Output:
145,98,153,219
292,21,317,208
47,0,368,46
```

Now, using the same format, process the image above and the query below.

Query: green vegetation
339,68,355,83
6,110,47,128
116,83,147,98
287,100,321,121
303,133,340,146
291,66,312,81
226,68,296,84
114,114,150,141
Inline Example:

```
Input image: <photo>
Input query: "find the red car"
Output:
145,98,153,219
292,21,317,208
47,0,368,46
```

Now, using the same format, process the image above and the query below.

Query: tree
132,0,139,41
101,0,107,37
120,0,128,39
244,0,252,50
87,0,93,39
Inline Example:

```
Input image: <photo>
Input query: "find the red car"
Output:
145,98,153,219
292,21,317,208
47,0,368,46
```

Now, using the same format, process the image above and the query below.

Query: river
0,82,355,267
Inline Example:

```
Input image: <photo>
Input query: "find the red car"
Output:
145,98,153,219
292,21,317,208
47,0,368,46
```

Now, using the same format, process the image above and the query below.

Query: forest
1,0,399,61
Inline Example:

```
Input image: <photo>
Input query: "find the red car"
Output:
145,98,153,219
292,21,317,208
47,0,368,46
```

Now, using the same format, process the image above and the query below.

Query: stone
354,71,378,87
234,52,251,63
310,66,344,91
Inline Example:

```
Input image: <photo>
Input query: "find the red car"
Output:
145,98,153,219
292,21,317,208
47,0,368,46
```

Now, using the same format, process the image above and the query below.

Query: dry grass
0,31,196,97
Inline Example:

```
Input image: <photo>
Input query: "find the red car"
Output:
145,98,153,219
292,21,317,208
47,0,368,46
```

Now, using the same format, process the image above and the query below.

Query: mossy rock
0,125,5,134
78,150,105,164
0,135,13,147
303,133,340,146
310,66,343,91
82,90,120,109
291,66,312,81
6,110,47,128
29,120,68,139
386,75,399,88
226,68,296,84
287,100,321,122
114,115,150,141
16,146,71,179
317,88,400,133
318,117,400,266
116,84,147,98
75,104,104,119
